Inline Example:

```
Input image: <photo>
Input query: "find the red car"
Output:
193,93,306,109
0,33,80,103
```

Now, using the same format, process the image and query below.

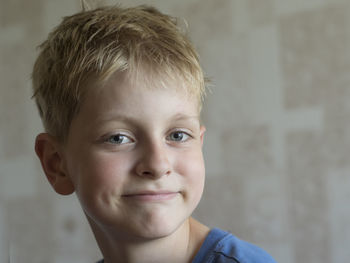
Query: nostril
135,148,172,178
136,167,171,179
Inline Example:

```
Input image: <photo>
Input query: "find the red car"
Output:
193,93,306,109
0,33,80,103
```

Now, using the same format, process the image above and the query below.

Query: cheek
70,152,134,220
70,152,132,195
175,149,205,200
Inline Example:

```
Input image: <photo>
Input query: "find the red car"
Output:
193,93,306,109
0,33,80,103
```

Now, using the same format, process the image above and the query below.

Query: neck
90,217,209,263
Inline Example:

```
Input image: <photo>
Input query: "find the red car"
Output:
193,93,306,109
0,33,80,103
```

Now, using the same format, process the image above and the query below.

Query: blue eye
107,134,132,144
168,131,190,142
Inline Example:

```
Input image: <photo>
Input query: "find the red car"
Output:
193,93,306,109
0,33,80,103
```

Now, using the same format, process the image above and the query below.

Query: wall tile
323,74,350,167
43,0,80,35
0,2,44,159
247,0,275,27
327,168,350,263
179,0,235,42
222,125,273,177
193,174,247,238
279,3,350,109
276,0,335,16
262,243,295,263
0,0,44,33
51,196,101,262
0,156,38,199
200,34,253,130
286,132,331,263
0,203,9,263
7,196,55,263
242,174,288,243
203,132,226,176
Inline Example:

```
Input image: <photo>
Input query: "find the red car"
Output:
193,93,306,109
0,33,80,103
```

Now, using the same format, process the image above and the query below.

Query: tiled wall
1,0,349,262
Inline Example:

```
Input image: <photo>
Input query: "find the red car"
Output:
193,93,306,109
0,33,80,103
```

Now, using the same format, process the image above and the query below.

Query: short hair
32,5,206,142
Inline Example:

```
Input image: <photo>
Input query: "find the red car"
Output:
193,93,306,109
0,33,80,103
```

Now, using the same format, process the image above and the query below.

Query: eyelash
167,130,192,142
105,134,133,145
103,130,193,145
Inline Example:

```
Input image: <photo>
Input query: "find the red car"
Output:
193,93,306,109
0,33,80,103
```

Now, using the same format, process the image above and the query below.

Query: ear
35,133,75,195
199,126,206,146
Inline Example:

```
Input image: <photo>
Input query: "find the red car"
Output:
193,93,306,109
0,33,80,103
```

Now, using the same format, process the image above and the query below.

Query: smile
122,191,179,201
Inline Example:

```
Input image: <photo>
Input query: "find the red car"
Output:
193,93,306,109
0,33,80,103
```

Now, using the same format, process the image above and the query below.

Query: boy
32,4,277,263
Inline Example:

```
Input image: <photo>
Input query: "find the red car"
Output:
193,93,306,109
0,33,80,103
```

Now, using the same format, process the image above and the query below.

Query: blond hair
32,5,206,142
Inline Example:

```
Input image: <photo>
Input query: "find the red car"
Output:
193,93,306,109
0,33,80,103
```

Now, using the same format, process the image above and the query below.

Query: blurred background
1,0,350,262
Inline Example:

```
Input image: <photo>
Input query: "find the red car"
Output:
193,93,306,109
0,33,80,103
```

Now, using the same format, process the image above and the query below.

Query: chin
130,214,188,241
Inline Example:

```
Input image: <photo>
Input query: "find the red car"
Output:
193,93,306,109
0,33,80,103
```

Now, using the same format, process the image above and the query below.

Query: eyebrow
170,113,200,122
95,113,199,126
94,114,136,126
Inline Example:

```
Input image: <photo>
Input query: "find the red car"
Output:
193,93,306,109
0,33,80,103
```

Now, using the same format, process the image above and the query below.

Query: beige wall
1,0,350,262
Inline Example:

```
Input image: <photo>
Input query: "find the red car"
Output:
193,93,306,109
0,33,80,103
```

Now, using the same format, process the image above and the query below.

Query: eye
168,131,190,142
106,134,133,145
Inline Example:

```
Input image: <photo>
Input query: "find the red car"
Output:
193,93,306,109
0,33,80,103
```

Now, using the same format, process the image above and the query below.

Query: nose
135,141,172,179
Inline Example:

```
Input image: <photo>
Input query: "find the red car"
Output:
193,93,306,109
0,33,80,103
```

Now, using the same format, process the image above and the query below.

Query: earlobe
35,133,75,195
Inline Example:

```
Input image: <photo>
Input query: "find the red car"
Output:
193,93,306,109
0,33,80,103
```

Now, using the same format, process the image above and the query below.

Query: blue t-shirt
96,228,277,263
192,228,277,263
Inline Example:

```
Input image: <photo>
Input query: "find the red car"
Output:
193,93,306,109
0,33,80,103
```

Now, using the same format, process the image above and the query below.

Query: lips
122,191,179,201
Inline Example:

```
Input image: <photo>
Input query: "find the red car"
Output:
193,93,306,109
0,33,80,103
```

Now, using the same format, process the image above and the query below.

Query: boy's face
60,71,205,240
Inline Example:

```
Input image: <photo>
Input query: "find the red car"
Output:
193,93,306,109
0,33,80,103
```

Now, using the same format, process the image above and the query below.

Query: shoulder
199,228,277,263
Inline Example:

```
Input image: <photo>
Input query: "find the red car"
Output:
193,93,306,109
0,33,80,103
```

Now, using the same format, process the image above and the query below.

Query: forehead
93,68,201,109
79,70,200,119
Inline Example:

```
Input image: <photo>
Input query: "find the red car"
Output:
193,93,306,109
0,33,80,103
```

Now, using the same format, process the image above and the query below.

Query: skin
35,71,209,263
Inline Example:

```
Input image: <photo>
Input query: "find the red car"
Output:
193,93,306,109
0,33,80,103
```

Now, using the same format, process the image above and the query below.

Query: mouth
122,191,179,201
